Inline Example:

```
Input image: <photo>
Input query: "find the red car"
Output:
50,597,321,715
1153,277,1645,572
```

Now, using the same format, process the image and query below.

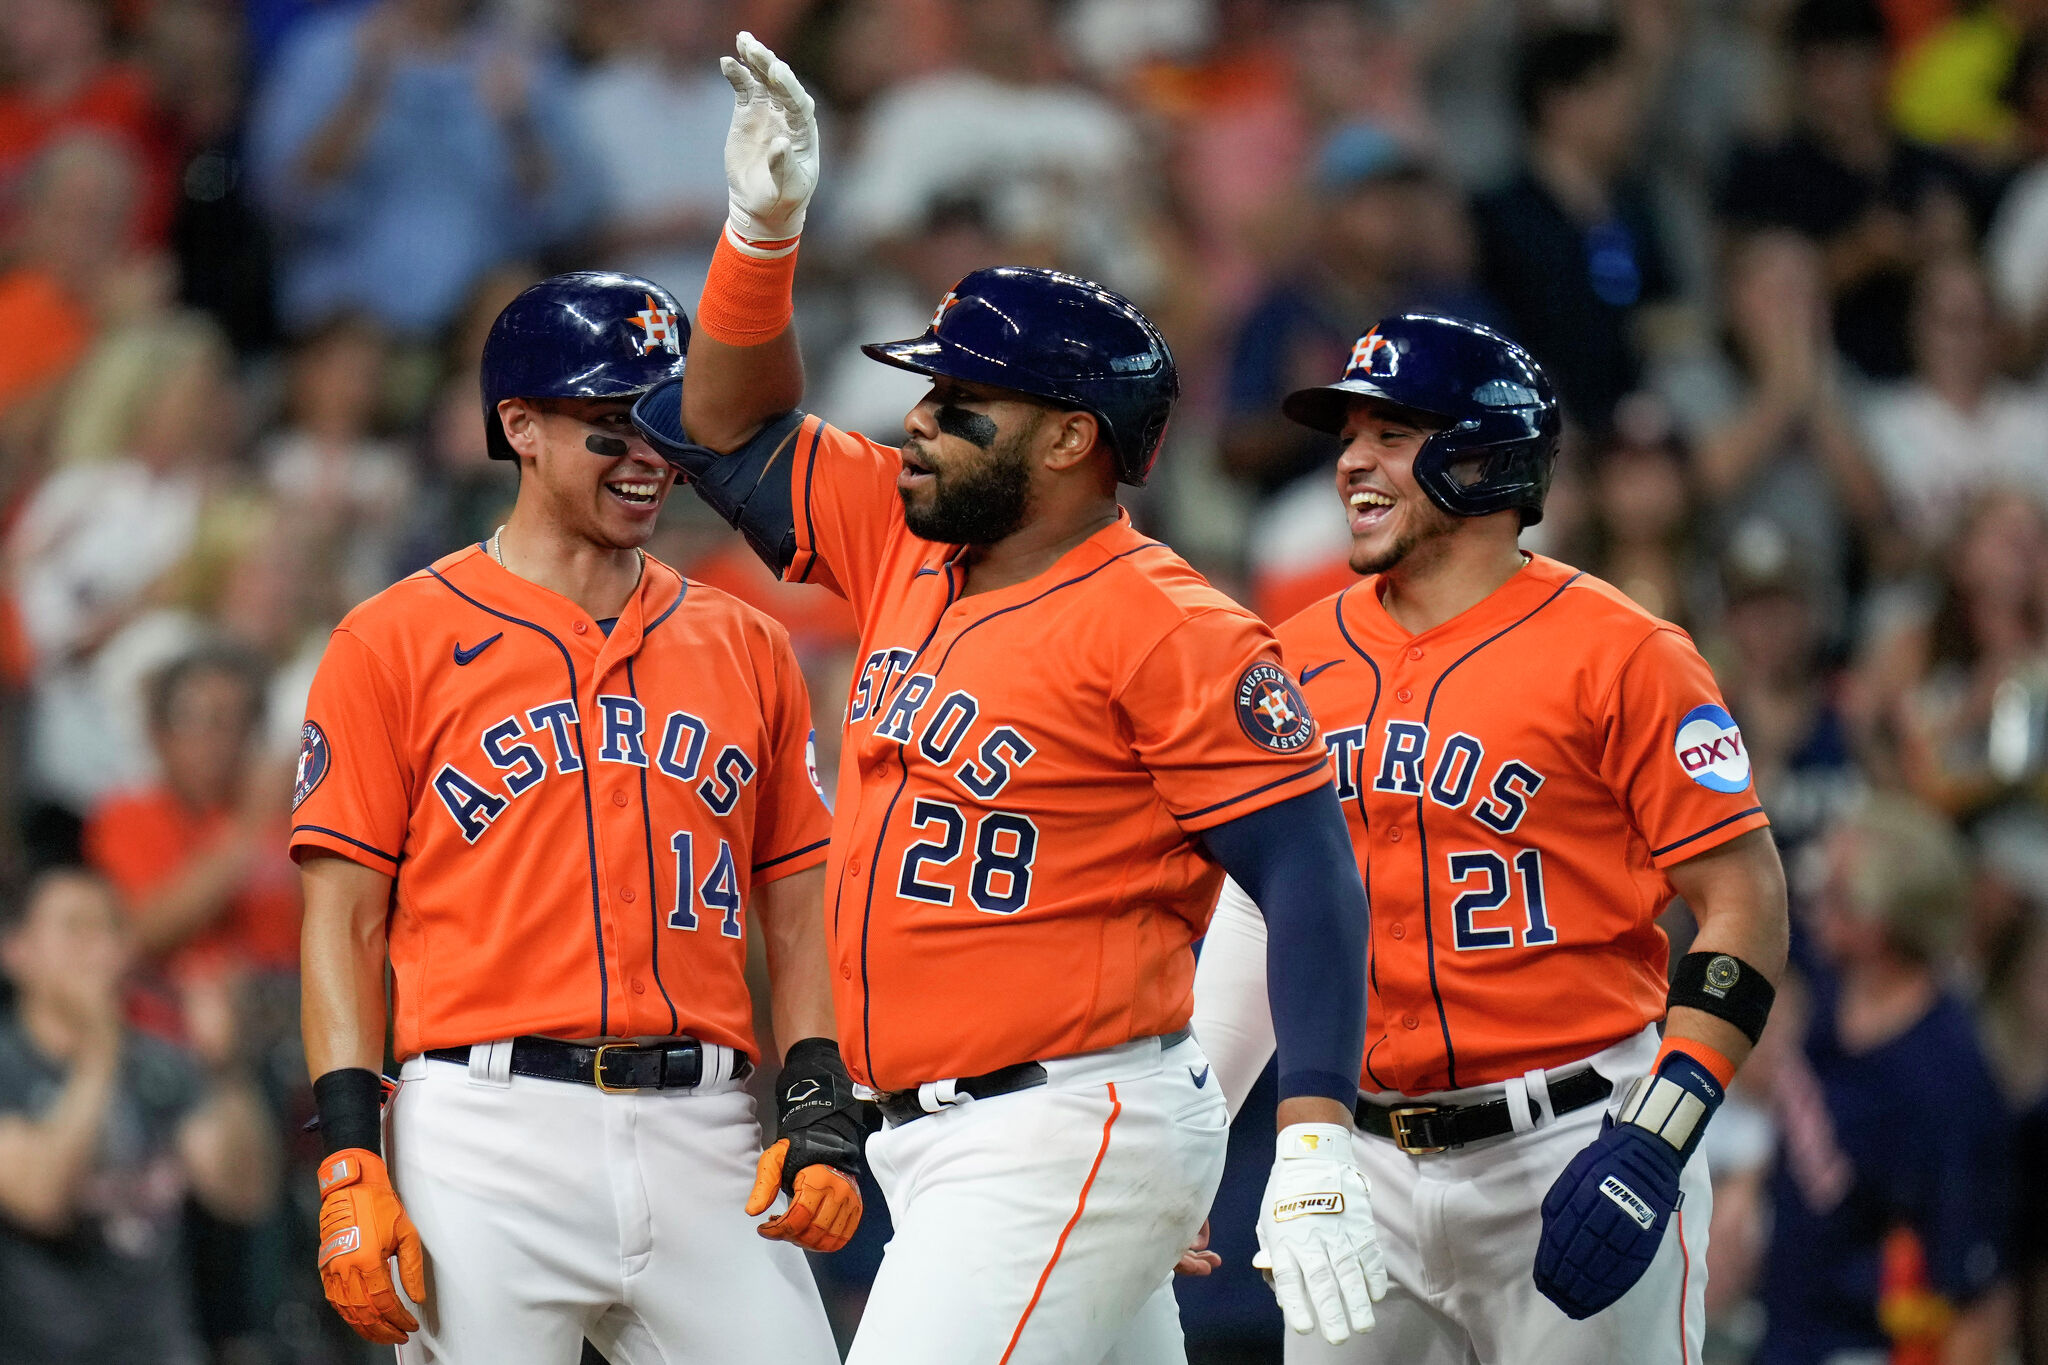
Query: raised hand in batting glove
746,1036,875,1253
1534,1051,1723,1319
1254,1123,1389,1345
316,1148,425,1345
720,32,817,245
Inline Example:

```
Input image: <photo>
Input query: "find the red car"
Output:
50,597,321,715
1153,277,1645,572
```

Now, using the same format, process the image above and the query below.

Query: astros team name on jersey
1325,721,1548,837
1278,554,1770,1093
432,694,763,844
845,648,1032,800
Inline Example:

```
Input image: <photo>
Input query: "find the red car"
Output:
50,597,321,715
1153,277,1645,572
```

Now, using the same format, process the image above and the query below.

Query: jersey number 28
896,798,1040,915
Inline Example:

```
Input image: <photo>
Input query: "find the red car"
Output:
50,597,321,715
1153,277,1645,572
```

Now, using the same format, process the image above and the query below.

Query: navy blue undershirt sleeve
1202,784,1368,1106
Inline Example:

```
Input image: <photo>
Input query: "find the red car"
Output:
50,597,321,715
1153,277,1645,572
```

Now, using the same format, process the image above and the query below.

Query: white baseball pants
848,1031,1230,1365
383,1045,839,1365
1289,1026,1711,1365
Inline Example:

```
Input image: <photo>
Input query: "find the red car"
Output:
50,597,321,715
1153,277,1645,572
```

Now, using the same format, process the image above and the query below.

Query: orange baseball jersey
288,546,831,1063
747,412,1332,1091
1277,554,1769,1095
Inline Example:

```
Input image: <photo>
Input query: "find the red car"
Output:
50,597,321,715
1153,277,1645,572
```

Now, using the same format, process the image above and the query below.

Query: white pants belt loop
466,1038,515,1088
917,1078,967,1114
1504,1075,1535,1133
1525,1067,1557,1127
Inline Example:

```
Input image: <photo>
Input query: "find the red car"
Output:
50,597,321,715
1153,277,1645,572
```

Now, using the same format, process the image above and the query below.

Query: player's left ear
1039,408,1101,474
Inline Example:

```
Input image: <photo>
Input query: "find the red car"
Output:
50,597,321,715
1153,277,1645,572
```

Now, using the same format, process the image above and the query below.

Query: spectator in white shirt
1860,255,2048,551
572,0,738,310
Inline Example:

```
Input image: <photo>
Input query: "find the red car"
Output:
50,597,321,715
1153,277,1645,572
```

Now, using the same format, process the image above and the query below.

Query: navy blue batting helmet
860,266,1178,486
481,271,690,461
1283,313,1561,525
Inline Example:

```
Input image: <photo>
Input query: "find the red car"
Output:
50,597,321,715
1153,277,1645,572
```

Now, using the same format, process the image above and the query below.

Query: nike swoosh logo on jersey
1299,660,1342,684
1190,1065,1210,1088
452,633,503,666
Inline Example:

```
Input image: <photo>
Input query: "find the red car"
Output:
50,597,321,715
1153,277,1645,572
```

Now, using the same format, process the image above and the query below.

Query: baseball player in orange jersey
294,271,867,1364
627,35,1387,1362
1191,314,1792,1364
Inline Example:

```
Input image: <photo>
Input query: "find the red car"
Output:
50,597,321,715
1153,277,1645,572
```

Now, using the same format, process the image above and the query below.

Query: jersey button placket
1388,826,1402,843
1395,687,1413,703
612,790,628,808
1390,922,1406,940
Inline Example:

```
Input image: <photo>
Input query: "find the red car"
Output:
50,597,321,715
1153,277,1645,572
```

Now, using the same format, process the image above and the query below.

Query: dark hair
145,642,269,734
1515,26,1626,127
0,866,109,939
1787,0,1886,52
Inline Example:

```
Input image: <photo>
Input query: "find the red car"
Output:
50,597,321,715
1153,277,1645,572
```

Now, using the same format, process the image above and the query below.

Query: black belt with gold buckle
425,1036,752,1093
1356,1067,1612,1154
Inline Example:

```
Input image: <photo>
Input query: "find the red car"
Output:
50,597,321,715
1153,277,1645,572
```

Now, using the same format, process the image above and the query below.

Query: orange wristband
1655,1036,1737,1089
697,228,800,347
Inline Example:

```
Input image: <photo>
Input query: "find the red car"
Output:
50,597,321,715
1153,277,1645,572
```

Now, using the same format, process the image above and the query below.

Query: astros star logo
1347,326,1398,380
628,295,682,355
1257,684,1297,730
929,289,960,331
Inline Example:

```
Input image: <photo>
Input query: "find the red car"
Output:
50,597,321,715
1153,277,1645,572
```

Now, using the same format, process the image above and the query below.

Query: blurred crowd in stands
0,0,2045,1360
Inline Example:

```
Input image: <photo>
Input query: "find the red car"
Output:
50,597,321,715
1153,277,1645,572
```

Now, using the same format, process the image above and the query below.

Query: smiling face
1335,397,1460,575
896,377,1063,546
499,396,676,549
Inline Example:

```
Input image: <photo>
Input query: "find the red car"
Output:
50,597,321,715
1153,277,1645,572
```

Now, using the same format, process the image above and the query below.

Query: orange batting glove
316,1148,426,1345
747,1137,863,1253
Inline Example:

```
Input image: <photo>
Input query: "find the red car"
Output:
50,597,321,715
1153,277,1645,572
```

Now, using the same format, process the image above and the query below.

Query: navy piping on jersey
1176,758,1329,823
756,838,829,874
1651,806,1766,859
625,658,681,1036
794,420,824,585
293,824,400,868
429,568,612,1037
854,541,1173,1084
853,556,963,1084
1332,584,1389,1089
643,580,687,636
1415,571,1582,1089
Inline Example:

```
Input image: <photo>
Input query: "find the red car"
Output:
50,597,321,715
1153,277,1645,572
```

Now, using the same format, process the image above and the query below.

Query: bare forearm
1665,829,1790,1071
297,70,390,186
300,855,393,1077
183,1078,279,1222
129,842,251,956
0,1040,120,1230
755,867,836,1049
683,328,805,454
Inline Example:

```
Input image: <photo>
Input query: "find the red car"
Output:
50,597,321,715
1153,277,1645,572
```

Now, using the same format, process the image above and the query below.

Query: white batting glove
1253,1123,1389,1345
720,32,818,246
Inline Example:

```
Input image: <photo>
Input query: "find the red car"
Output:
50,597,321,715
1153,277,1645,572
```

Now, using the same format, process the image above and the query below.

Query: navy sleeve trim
1651,807,1768,858
1176,758,1331,823
292,825,400,867
794,419,823,585
754,837,830,874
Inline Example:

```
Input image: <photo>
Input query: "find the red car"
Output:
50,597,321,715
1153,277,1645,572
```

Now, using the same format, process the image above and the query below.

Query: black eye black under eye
935,403,998,450
586,434,630,457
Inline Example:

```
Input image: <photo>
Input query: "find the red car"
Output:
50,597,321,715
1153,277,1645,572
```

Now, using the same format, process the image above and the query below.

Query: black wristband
1669,952,1776,1045
313,1067,385,1157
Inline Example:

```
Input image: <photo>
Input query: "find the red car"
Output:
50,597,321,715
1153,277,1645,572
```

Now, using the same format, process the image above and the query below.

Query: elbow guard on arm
631,388,802,574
